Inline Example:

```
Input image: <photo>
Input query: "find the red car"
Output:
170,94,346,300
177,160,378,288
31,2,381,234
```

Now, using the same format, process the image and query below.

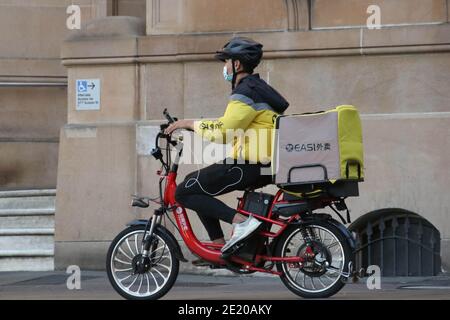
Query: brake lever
163,108,176,124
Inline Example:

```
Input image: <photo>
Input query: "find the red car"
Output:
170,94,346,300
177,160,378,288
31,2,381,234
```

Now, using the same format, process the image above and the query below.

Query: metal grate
349,208,441,276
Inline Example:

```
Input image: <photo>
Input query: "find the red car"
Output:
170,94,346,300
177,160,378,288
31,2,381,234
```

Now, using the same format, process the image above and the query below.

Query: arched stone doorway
349,208,441,276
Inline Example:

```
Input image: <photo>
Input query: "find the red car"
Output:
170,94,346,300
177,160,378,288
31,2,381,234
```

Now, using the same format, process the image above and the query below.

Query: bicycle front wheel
106,225,179,300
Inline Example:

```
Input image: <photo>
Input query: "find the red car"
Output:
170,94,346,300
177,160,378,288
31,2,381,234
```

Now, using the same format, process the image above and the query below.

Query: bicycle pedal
220,242,245,260
233,241,246,250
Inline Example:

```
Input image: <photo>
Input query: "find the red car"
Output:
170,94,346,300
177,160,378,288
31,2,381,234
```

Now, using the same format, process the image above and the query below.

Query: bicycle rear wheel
275,219,353,299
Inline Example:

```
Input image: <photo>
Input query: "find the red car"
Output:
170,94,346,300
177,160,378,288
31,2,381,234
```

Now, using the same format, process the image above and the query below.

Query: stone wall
0,0,146,190
55,1,450,272
0,0,105,190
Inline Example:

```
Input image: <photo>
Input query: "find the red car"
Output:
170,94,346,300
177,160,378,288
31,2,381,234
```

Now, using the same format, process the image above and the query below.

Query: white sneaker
221,216,262,253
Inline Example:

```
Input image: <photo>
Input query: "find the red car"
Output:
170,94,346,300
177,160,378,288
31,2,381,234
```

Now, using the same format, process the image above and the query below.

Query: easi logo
285,143,331,152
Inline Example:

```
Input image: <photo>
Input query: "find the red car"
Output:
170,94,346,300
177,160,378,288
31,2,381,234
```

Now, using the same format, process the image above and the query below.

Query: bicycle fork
141,208,164,258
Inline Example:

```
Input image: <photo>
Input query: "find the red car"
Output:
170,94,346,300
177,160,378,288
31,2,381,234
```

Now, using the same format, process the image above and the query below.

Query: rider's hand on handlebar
164,119,194,135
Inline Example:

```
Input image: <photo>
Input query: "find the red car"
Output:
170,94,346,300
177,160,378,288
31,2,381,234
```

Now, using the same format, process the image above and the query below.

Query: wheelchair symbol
77,80,88,92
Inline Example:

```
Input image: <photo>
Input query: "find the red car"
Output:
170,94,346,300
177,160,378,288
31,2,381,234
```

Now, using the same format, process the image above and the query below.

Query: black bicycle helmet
215,37,263,71
215,37,263,89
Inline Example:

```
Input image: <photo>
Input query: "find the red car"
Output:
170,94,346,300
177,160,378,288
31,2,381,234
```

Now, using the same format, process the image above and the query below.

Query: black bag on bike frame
234,191,274,262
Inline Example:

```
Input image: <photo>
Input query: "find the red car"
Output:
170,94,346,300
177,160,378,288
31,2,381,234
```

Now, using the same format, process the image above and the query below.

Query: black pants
175,158,272,240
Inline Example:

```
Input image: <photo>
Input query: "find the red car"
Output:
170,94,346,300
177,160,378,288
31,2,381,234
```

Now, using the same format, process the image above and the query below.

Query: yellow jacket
194,74,289,164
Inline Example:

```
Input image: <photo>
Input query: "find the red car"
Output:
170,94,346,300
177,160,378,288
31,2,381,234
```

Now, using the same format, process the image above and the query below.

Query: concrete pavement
0,271,450,300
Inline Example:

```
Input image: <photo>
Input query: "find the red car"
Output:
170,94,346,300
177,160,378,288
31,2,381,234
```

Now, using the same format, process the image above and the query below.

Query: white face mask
223,65,233,82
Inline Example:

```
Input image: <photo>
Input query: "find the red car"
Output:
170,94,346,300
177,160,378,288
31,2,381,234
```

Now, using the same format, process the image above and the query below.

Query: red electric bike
106,109,357,300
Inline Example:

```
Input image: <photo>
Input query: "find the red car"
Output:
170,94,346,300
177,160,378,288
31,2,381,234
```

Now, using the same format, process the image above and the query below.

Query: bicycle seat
272,201,310,217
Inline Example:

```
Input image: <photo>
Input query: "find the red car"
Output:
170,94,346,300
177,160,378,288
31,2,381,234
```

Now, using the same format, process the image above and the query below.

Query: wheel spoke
115,267,133,272
299,271,306,287
155,262,171,272
126,274,139,289
317,276,326,288
323,233,331,245
114,257,131,265
134,234,140,255
326,241,339,249
149,270,161,290
294,269,301,282
137,274,143,293
118,247,133,260
303,272,306,288
153,265,169,282
152,245,166,254
145,273,151,293
126,238,135,256
118,274,132,283
151,254,170,262
310,277,317,290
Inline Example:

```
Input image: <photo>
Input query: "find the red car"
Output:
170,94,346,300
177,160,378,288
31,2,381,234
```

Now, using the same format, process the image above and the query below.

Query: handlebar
162,108,194,133
151,109,186,172
163,108,177,124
